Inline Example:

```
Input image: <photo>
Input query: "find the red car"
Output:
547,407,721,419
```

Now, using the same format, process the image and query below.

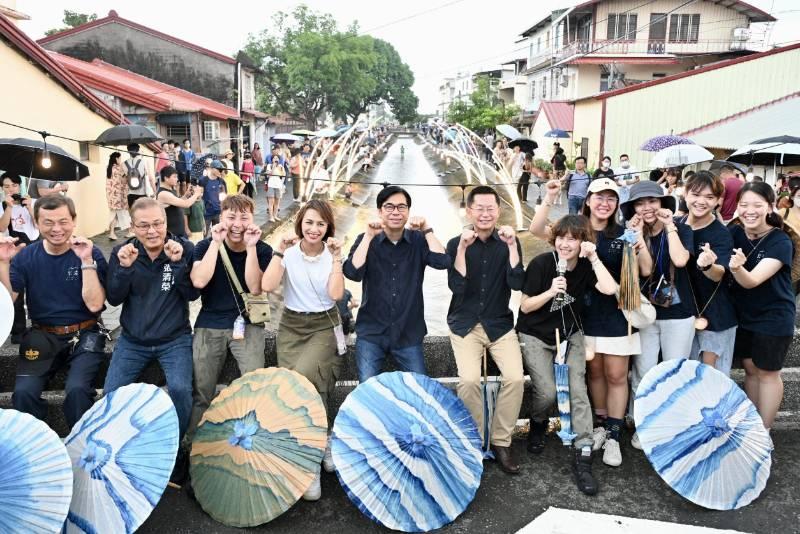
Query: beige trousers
450,324,524,447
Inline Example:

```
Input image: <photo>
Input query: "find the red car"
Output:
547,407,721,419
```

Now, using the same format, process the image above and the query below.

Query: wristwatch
422,228,434,236
698,263,712,272
81,261,98,271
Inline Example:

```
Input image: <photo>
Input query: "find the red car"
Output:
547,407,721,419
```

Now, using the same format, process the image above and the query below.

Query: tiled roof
52,52,239,120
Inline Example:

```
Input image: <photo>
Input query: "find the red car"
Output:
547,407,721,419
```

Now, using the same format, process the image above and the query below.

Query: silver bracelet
81,262,97,271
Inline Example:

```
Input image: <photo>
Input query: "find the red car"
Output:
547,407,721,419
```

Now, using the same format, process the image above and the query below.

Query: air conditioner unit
733,28,751,41
560,74,569,87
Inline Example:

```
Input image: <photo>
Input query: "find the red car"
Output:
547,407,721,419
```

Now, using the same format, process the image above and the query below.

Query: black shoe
527,420,547,454
573,449,598,496
170,446,190,486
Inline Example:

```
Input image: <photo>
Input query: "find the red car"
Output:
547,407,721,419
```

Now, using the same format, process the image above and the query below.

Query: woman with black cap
529,177,652,467
620,180,694,450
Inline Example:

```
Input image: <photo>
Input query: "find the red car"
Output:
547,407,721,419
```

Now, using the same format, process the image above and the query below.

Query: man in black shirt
446,185,525,474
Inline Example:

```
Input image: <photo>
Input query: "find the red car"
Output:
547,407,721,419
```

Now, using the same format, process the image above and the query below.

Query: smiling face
301,208,328,244
132,205,167,252
586,191,618,222
554,232,581,262
737,190,771,231
2,177,20,197
221,208,254,244
467,193,500,232
685,185,718,219
379,192,410,231
36,205,75,246
634,197,662,225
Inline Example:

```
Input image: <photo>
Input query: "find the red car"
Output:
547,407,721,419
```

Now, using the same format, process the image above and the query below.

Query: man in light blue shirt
564,156,591,214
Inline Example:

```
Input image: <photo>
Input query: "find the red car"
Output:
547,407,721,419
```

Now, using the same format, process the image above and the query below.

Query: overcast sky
17,0,800,114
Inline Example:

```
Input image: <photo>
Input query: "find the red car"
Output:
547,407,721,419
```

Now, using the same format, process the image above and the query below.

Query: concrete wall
0,41,151,237
41,21,235,105
572,99,603,168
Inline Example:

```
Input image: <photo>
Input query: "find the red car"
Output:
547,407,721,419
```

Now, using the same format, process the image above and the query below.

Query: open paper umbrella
0,284,12,345
0,409,73,533
332,371,483,533
495,124,521,140
190,368,327,528
634,359,772,510
64,383,179,533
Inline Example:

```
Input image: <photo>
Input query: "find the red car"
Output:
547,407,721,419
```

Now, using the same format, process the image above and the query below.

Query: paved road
140,432,799,533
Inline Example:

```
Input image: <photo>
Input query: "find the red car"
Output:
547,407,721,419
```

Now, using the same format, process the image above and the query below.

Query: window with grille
669,14,700,43
607,13,638,40
600,73,610,92
166,124,190,140
530,81,536,100
203,121,221,140
541,76,547,99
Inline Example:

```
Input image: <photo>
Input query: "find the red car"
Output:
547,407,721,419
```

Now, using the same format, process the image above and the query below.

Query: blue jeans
104,333,193,438
568,195,585,215
355,338,425,382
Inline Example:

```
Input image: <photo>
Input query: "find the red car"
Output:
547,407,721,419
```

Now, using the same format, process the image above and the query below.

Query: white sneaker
302,472,321,501
591,426,607,451
323,438,335,473
602,438,622,467
631,431,642,451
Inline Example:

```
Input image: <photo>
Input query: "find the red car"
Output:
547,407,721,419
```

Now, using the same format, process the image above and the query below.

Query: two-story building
37,10,270,156
517,0,774,160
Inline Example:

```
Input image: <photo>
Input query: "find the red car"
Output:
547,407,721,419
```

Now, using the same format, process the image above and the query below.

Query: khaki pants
450,325,524,447
187,324,266,440
519,332,592,449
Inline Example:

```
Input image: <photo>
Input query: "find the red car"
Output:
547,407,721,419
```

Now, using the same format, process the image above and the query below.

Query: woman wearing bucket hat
530,178,653,467
620,180,695,450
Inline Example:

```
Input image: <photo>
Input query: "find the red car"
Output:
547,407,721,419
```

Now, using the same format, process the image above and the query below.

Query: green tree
447,76,519,132
45,10,98,36
244,5,417,128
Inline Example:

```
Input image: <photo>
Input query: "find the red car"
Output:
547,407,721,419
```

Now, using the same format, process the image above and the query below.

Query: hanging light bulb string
40,130,52,169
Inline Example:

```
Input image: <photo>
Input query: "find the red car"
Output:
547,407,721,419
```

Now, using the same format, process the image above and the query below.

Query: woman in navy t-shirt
728,182,795,430
528,177,653,467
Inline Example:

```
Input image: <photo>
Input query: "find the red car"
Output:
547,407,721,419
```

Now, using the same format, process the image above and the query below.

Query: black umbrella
190,153,219,182
95,124,162,145
508,137,538,153
0,137,89,181
728,135,800,167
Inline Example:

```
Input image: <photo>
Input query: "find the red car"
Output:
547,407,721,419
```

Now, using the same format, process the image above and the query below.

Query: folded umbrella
332,371,483,532
0,137,89,181
190,368,327,528
64,383,179,533
95,124,162,145
649,144,713,168
0,409,73,534
634,359,772,510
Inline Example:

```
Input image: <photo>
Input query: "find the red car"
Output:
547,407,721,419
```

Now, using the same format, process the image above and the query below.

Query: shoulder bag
218,245,271,324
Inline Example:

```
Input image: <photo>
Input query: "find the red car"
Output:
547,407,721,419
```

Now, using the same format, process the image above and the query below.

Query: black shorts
178,171,190,183
733,328,792,371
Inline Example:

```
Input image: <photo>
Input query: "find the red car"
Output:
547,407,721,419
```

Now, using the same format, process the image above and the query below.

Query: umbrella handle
555,328,561,365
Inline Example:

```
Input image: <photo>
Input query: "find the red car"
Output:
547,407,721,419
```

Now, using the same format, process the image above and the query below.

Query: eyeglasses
134,221,166,231
382,203,408,213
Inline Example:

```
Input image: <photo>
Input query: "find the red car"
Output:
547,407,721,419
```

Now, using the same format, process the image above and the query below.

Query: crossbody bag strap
218,244,246,296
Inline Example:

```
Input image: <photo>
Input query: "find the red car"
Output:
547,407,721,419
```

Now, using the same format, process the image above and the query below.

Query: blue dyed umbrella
640,134,694,152
634,359,772,510
553,330,576,446
481,350,500,460
544,129,570,139
332,372,483,532
314,128,339,138
0,409,73,533
64,383,179,533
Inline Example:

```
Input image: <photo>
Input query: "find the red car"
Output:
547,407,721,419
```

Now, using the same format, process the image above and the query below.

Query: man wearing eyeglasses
104,197,199,447
344,185,450,381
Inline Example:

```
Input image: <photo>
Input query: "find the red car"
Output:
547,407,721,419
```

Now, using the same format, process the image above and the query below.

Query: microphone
555,258,567,305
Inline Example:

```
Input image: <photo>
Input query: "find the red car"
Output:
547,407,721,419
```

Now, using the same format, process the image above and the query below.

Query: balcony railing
553,38,745,63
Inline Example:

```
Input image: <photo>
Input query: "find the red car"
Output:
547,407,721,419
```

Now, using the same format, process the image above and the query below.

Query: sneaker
591,426,607,452
602,438,622,467
302,472,322,501
631,431,642,451
323,438,335,473
572,449,598,496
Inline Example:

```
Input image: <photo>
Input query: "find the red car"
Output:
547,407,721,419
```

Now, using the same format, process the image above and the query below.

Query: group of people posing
0,164,793,500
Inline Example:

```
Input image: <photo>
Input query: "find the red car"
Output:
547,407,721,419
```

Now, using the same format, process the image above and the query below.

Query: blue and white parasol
0,409,73,533
332,372,483,532
64,383,179,533
634,359,772,510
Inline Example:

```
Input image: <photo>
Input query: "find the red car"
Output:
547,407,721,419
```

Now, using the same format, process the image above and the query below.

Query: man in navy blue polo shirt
199,160,227,237
104,198,199,439
0,195,108,429
344,186,450,381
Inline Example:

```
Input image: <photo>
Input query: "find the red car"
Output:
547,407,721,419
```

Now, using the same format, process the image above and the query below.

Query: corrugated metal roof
540,101,574,131
685,94,800,150
52,52,239,120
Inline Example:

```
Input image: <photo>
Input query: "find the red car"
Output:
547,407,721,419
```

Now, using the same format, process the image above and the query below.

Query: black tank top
158,187,187,237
